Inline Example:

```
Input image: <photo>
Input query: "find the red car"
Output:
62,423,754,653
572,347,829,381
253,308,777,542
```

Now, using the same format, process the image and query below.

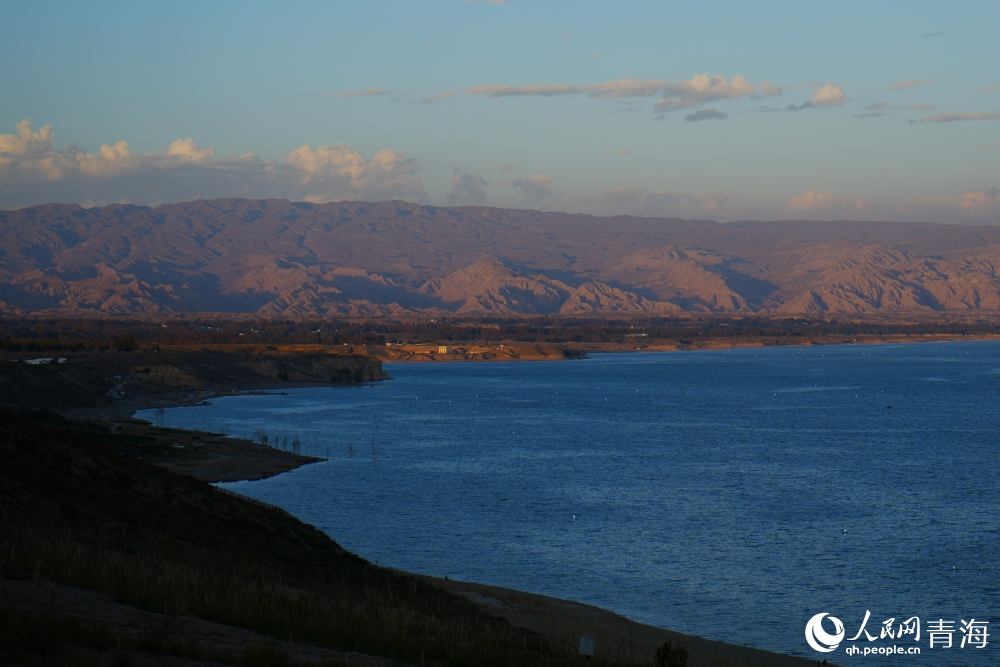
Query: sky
2,0,999,223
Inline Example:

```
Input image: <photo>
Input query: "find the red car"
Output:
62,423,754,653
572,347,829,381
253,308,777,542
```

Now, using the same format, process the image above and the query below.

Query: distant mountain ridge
4,197,1000,317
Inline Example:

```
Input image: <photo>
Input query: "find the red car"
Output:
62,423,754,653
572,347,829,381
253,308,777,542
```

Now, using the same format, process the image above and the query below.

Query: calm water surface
140,342,1000,664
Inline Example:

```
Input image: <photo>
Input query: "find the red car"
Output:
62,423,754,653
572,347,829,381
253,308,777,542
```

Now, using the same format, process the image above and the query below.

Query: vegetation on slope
0,408,607,666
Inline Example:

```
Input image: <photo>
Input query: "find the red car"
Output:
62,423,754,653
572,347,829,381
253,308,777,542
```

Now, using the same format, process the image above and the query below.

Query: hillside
4,198,1000,316
0,407,548,666
0,407,827,666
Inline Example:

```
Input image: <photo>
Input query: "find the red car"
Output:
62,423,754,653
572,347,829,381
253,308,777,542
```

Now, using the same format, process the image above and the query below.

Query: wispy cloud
466,0,509,4
0,120,425,209
859,102,937,117
467,75,781,111
421,90,456,104
921,31,943,38
339,75,844,118
684,108,728,122
975,85,1000,93
336,88,392,98
889,79,934,91
918,112,1000,123
975,143,997,152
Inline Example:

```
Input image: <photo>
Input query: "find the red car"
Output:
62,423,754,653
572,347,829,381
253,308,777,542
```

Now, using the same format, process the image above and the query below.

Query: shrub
654,640,688,667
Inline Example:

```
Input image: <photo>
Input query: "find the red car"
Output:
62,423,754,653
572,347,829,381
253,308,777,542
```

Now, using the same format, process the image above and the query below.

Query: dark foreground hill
0,404,824,666
0,409,565,666
4,198,1000,317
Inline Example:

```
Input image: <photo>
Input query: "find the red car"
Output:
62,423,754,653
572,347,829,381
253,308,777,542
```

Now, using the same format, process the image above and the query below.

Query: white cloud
787,188,836,212
0,120,55,168
512,174,552,203
446,171,488,205
786,188,873,219
896,188,1000,223
811,84,846,107
889,79,934,91
766,83,848,112
468,74,780,112
167,138,215,162
587,186,747,220
0,120,425,209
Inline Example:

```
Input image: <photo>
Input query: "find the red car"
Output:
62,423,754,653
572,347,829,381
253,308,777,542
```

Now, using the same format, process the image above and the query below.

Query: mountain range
4,197,1000,317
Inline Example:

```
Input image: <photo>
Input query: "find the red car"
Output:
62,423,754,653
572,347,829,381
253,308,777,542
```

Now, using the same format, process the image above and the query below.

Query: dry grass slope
0,410,640,666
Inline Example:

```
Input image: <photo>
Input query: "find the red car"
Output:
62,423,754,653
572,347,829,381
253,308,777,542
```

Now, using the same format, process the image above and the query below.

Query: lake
138,341,1000,664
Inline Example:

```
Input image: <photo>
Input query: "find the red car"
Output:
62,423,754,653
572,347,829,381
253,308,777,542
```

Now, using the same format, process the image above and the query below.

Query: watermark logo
805,613,845,653
805,610,990,657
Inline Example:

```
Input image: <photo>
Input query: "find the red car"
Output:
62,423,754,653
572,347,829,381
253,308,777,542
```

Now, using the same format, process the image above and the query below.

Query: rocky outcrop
600,246,751,312
418,256,571,314
559,281,681,314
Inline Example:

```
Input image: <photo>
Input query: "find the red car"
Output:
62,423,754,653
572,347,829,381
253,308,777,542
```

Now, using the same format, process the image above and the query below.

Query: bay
138,341,1000,663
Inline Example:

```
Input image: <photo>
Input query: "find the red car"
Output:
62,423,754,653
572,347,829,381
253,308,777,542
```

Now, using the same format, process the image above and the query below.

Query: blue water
139,342,1000,664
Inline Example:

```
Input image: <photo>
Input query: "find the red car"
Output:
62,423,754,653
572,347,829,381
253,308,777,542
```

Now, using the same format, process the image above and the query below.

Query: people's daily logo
805,613,845,653
805,610,989,657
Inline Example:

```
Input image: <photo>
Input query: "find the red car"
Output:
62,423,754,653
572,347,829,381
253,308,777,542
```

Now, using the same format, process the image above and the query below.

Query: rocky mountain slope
4,197,1000,316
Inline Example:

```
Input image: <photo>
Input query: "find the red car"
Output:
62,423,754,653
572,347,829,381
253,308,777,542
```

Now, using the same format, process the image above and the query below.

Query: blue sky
2,0,999,222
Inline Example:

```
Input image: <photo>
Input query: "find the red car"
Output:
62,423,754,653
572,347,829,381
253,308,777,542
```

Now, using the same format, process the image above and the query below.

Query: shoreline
0,346,389,484
114,332,999,483
57,383,341,484
116,387,828,665
369,331,1000,362
418,574,827,667
4,357,837,666
118,377,833,666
